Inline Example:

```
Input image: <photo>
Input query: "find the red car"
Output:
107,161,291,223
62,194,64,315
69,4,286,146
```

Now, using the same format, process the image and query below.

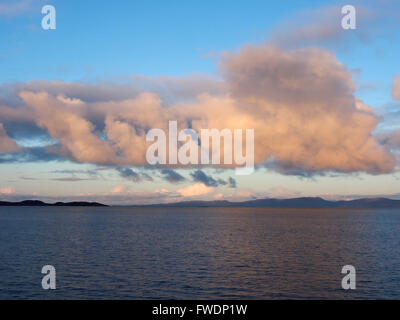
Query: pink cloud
109,184,129,194
0,45,394,175
0,186,15,195
177,183,214,197
19,91,117,164
0,123,19,153
392,75,400,100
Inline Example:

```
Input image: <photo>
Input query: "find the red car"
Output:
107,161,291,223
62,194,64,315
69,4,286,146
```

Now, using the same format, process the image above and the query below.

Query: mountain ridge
1,197,400,208
141,196,400,208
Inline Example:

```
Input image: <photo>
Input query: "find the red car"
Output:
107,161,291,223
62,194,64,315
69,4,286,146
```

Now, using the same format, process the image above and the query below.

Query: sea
0,206,399,299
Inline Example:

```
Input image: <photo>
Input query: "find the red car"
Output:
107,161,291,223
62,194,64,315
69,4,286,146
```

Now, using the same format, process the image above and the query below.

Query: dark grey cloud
116,167,141,182
140,172,154,182
160,169,186,183
51,177,91,182
116,167,153,183
377,130,400,151
50,169,103,176
228,177,237,188
48,168,104,181
191,170,218,186
190,170,236,188
0,146,63,163
19,176,38,180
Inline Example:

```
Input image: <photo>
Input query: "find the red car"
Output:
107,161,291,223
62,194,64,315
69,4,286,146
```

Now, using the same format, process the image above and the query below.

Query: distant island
0,200,108,207
1,197,400,208
142,197,400,209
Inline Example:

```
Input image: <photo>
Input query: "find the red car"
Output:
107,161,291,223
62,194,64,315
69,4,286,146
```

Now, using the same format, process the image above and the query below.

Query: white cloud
0,187,15,195
177,183,214,197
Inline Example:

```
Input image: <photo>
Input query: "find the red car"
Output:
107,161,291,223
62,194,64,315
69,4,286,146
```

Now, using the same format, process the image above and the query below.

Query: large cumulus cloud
218,45,395,174
1,45,396,174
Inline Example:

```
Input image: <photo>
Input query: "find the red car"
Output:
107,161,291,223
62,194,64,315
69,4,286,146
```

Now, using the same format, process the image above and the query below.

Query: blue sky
0,0,399,204
0,0,391,80
0,0,398,105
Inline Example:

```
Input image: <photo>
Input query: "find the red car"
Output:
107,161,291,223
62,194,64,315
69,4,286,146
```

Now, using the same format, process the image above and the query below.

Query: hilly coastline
144,197,400,208
1,197,400,208
0,200,108,207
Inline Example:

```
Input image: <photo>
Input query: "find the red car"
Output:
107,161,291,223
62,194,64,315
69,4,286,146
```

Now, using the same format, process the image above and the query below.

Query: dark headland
0,200,108,207
1,197,400,208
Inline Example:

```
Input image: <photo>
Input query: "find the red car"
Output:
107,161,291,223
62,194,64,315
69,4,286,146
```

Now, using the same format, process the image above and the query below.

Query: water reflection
0,207,399,299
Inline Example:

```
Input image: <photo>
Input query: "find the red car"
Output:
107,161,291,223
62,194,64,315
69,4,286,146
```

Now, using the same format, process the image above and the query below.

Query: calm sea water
0,206,399,299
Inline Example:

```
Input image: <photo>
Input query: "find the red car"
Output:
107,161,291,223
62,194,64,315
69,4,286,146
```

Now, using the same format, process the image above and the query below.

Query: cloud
0,183,179,205
190,169,236,187
0,103,35,123
266,186,302,199
130,73,226,103
19,91,117,164
13,75,224,106
0,146,62,163
155,188,169,194
0,186,14,195
219,45,395,174
0,0,32,16
177,183,214,197
110,184,129,194
214,193,224,199
0,44,395,175
190,170,221,187
140,172,153,182
230,188,259,201
116,167,153,182
392,76,400,100
269,2,394,50
0,123,19,153
51,177,91,182
377,130,400,150
160,169,186,183
85,184,176,204
50,168,107,176
228,177,237,188
271,6,349,48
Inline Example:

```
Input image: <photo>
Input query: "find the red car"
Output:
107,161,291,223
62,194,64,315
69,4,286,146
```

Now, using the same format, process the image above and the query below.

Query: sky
0,0,400,204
